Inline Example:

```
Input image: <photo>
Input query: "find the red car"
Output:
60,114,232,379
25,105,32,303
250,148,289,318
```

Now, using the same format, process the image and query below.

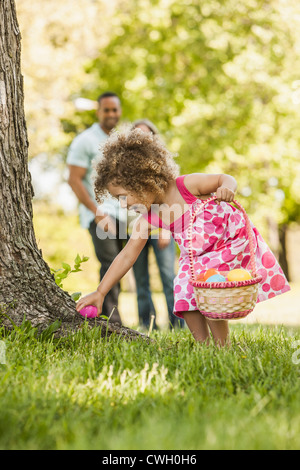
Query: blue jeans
132,237,184,329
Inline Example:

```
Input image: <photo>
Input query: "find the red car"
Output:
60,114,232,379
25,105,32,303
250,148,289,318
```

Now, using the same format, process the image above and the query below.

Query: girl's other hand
76,290,104,316
216,186,235,203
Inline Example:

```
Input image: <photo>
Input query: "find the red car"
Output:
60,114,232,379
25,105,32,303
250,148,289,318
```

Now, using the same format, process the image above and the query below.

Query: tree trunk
266,216,280,260
266,216,290,282
0,0,145,341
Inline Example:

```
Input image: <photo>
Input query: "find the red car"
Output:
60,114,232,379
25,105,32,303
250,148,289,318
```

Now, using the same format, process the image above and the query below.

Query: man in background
67,92,126,323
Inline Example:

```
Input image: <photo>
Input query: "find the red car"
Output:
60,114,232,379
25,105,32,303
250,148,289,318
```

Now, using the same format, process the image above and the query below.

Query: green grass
0,322,300,450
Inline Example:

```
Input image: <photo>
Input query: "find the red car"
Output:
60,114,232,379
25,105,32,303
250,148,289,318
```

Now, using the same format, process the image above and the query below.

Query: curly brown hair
94,127,180,205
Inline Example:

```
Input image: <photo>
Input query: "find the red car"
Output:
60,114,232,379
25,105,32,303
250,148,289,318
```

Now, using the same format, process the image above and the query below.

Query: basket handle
188,196,257,283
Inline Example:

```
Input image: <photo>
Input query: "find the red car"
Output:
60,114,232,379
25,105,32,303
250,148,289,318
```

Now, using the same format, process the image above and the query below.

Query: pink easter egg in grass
79,305,98,318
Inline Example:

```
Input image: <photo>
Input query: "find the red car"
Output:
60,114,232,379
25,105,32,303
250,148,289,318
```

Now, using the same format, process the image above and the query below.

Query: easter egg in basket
206,274,226,283
203,269,219,281
227,268,252,282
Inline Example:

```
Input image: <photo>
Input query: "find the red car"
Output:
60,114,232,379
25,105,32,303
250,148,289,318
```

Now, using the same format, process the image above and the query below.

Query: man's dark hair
97,92,120,104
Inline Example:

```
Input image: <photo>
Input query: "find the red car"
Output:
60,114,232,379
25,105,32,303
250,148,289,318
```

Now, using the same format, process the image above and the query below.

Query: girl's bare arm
96,231,149,298
76,215,151,314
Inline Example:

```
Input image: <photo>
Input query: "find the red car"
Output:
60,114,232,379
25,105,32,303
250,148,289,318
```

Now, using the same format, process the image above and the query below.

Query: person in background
131,119,184,329
67,92,126,323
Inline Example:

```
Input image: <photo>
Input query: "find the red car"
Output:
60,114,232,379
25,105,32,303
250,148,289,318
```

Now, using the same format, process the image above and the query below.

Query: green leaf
74,254,81,265
71,292,82,302
61,263,71,272
50,254,89,289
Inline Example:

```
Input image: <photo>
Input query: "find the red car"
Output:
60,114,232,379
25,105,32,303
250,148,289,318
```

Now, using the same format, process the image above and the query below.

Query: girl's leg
182,311,210,344
206,318,230,347
183,310,230,347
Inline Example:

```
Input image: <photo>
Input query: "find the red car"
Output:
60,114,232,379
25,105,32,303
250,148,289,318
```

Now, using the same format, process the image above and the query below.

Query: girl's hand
76,290,104,316
216,186,235,203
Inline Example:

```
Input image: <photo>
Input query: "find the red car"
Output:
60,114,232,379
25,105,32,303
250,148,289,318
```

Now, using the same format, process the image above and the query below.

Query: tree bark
0,0,145,341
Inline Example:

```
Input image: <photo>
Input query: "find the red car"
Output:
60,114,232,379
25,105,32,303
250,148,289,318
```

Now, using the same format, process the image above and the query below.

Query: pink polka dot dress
146,175,291,319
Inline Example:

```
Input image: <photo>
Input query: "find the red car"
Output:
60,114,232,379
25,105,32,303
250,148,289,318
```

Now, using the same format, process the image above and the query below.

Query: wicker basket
188,197,262,321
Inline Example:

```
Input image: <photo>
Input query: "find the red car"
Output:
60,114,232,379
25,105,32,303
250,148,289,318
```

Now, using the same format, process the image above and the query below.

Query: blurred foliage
63,0,300,231
17,0,300,239
16,0,117,157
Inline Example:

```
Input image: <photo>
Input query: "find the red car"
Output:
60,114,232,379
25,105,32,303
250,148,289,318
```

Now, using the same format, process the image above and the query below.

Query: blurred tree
15,0,118,159
63,0,300,278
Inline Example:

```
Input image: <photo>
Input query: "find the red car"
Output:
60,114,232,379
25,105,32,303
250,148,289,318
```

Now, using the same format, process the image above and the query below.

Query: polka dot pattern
169,200,290,318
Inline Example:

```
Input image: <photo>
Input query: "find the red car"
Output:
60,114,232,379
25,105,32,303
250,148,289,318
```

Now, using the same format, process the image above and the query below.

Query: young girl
76,128,290,346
